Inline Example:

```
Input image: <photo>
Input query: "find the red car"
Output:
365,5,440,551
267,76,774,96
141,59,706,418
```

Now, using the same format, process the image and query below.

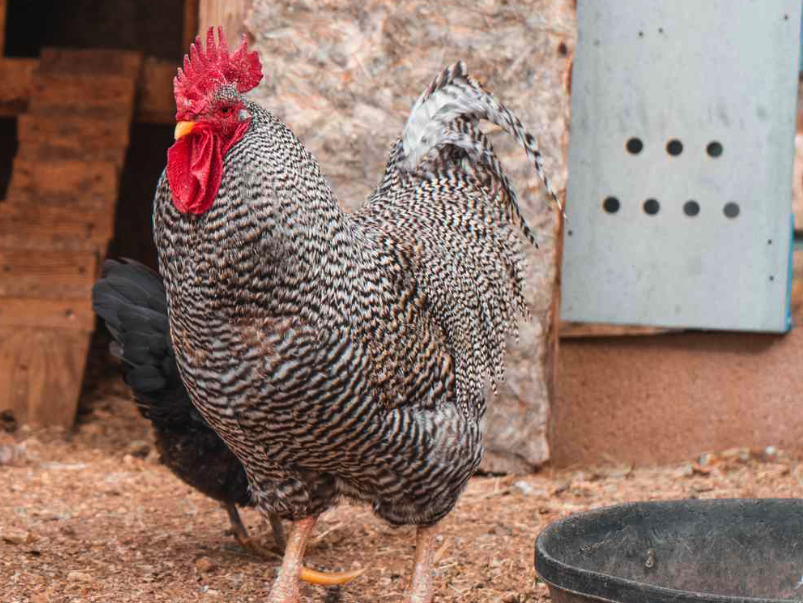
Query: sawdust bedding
2,365,800,603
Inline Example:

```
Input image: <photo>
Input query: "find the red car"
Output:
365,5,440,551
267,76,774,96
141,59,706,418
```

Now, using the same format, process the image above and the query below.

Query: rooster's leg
225,503,284,557
268,511,287,551
403,523,440,603
267,516,365,603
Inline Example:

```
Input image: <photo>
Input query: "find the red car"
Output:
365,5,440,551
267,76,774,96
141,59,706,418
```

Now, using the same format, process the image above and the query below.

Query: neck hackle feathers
173,27,263,115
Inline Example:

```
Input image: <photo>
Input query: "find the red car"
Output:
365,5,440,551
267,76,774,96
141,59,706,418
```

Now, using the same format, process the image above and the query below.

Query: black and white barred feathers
153,62,559,527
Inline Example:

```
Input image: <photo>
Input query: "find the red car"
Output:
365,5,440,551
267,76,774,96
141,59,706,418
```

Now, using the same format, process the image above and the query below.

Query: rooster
92,259,286,556
152,28,561,603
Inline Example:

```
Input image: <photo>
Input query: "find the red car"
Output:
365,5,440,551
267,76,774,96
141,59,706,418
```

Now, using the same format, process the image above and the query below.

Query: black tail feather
92,259,252,508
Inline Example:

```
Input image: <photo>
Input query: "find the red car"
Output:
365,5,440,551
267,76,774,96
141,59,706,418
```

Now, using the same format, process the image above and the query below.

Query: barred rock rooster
92,259,286,556
153,28,561,603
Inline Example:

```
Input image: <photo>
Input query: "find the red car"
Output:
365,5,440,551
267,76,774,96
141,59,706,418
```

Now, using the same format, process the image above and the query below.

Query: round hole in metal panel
683,200,700,216
626,138,643,154
723,202,740,218
643,198,660,215
707,141,723,157
603,196,621,213
666,139,683,156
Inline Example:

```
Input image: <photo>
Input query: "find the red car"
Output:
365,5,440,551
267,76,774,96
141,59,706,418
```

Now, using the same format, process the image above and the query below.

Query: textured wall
245,0,574,473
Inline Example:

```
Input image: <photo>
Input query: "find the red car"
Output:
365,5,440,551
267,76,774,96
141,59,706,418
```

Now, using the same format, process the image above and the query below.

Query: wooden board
199,0,253,43
0,251,98,300
0,0,6,57
0,298,95,331
559,321,678,338
184,0,201,50
0,59,37,117
29,73,138,117
138,58,177,124
0,327,91,428
38,48,143,78
0,57,175,124
17,115,130,166
0,203,115,242
16,145,127,169
0,48,142,432
6,159,119,206
0,233,102,253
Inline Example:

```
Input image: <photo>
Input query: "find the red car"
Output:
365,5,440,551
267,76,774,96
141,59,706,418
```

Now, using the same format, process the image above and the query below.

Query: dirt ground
2,367,802,603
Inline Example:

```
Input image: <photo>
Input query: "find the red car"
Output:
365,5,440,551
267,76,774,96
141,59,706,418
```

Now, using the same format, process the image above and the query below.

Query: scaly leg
268,512,288,552
224,503,284,557
268,516,366,603
403,524,440,603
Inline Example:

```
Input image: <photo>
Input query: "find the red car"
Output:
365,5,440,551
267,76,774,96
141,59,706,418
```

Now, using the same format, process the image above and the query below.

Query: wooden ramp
0,49,143,428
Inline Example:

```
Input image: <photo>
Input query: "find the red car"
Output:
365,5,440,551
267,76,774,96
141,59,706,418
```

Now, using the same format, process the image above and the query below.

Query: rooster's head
167,27,263,215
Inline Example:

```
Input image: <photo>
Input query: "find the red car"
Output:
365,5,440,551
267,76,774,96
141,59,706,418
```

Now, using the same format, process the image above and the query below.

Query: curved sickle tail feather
401,60,565,248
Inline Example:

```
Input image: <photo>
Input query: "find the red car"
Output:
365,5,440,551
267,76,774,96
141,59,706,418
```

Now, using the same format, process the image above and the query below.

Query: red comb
173,27,263,112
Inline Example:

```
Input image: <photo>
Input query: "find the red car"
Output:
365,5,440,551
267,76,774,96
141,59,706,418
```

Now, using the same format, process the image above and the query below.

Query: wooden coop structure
0,0,250,428
4,0,803,473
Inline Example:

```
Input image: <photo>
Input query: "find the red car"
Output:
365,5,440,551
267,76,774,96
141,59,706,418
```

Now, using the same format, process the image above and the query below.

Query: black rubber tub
535,499,803,603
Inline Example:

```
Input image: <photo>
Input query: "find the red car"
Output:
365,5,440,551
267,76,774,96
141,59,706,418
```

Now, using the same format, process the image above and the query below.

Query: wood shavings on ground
1,375,800,603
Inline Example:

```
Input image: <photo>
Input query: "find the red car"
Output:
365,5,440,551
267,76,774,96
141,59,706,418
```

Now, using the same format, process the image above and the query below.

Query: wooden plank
16,145,127,168
38,48,143,78
0,327,91,428
199,0,253,44
0,203,114,242
0,251,97,299
29,72,137,116
0,57,176,124
17,114,131,153
0,58,37,117
0,234,102,253
184,0,201,51
0,250,97,278
138,58,177,124
559,321,679,338
0,276,95,300
6,159,119,205
0,0,6,57
0,298,95,331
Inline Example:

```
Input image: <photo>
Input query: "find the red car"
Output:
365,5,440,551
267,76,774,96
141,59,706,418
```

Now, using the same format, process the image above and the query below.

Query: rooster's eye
219,105,232,115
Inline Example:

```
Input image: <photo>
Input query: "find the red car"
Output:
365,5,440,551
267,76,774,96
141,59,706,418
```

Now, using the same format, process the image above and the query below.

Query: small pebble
2,530,35,545
0,445,15,466
0,410,17,433
67,571,92,582
512,480,547,497
673,462,693,478
128,440,151,458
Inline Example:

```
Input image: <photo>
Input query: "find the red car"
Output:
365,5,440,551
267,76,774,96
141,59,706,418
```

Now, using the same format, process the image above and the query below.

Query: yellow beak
174,121,196,140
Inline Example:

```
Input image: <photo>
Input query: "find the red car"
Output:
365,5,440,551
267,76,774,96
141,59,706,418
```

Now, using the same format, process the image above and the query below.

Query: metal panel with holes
561,0,802,332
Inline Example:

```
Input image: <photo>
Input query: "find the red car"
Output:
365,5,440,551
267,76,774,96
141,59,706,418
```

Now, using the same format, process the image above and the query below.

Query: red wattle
166,128,224,215
166,120,250,215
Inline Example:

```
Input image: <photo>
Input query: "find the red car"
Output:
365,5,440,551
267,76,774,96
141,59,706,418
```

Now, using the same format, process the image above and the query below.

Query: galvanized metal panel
561,0,801,332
